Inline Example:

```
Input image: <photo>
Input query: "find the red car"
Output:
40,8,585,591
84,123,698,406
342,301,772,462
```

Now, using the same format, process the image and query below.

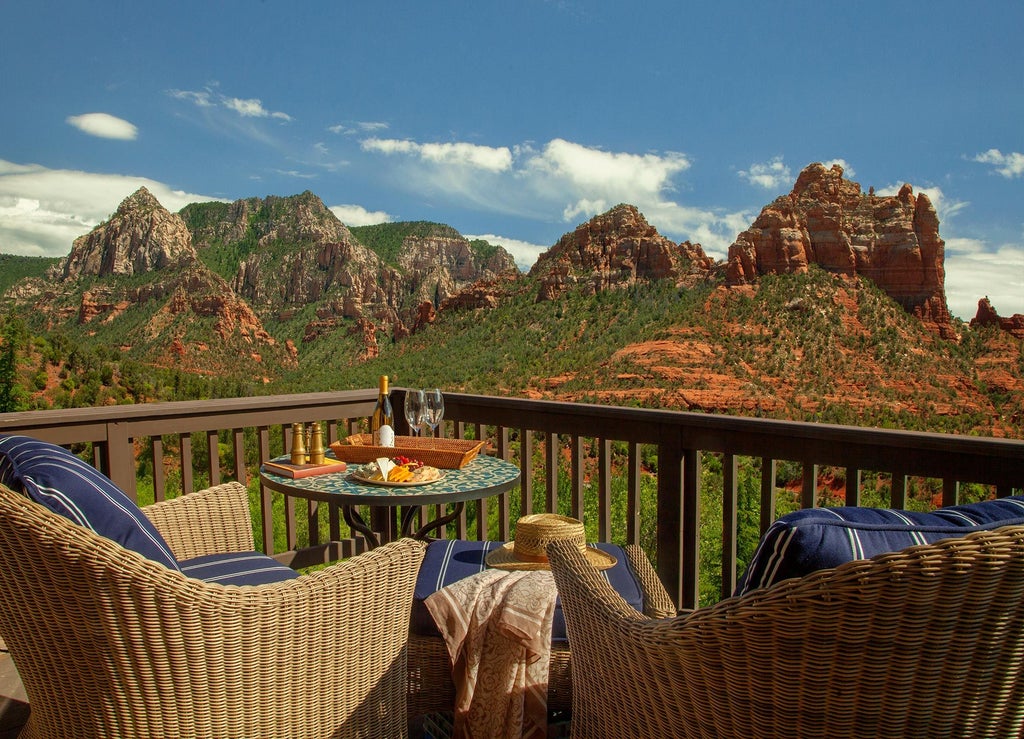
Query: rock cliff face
971,298,1024,339
57,187,196,279
205,195,518,345
529,204,714,301
39,188,292,376
726,163,954,338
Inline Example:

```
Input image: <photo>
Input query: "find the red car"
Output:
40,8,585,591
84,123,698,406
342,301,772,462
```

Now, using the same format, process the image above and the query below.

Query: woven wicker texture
0,481,426,739
547,526,1024,739
330,435,484,468
406,544,674,721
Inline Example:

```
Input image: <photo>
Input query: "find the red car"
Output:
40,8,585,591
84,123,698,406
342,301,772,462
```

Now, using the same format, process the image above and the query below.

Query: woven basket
329,434,486,469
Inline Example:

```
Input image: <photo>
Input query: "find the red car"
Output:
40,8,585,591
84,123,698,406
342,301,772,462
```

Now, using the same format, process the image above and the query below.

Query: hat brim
485,541,617,571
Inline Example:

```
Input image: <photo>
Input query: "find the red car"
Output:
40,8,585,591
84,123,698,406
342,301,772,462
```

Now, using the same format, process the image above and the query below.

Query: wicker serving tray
329,434,486,469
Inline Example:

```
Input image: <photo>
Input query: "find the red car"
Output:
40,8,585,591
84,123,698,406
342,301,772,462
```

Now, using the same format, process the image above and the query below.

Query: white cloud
224,96,292,121
329,121,389,136
0,159,221,257
362,138,513,172
466,233,547,271
738,157,791,189
329,204,393,227
168,87,292,122
358,135,740,256
66,113,138,141
944,237,1024,320
972,149,1024,179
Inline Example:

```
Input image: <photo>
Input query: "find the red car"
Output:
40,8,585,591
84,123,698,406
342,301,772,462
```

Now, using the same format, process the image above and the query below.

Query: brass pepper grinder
308,421,326,465
290,422,308,465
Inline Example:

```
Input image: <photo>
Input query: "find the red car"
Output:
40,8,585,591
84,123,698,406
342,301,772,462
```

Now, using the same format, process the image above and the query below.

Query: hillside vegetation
273,265,1021,438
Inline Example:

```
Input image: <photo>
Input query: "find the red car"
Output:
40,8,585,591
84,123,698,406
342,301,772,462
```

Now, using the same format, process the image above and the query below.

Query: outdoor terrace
1,388,1023,735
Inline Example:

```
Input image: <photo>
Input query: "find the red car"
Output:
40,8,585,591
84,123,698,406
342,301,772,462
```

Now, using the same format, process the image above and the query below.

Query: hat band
510,548,550,564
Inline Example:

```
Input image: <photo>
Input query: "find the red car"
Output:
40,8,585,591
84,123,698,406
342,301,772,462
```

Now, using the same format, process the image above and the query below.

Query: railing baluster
179,433,194,495
207,430,220,487
520,429,534,517
258,426,274,555
231,429,246,485
627,443,641,546
943,477,959,506
151,436,166,502
722,453,739,600
846,466,861,507
545,432,559,514
598,438,612,543
890,469,908,509
802,463,818,509
496,426,511,540
759,457,776,535
657,434,685,609
570,435,584,521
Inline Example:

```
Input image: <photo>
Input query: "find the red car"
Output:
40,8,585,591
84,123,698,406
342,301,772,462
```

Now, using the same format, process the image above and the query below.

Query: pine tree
0,330,17,413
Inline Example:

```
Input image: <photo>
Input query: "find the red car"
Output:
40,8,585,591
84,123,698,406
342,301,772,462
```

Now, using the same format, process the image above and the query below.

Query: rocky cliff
726,163,954,338
184,194,519,347
36,188,293,377
971,297,1024,340
57,187,195,279
529,204,714,301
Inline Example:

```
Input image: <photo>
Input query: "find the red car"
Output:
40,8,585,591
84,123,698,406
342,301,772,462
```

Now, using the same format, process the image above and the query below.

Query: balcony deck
0,389,1022,735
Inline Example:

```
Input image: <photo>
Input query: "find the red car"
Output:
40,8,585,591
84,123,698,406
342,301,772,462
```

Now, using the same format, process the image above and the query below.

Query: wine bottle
371,375,395,446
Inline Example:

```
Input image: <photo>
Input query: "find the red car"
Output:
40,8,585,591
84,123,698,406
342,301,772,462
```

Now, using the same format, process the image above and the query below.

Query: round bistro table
259,454,521,548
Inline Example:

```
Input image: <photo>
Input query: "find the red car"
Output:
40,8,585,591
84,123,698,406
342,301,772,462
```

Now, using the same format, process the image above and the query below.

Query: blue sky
1,0,1022,320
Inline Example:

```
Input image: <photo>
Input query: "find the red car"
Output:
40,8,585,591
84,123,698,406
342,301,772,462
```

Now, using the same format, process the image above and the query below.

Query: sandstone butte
726,162,955,339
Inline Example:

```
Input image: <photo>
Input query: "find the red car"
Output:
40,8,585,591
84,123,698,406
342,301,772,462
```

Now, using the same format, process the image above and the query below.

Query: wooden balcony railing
1,390,1022,609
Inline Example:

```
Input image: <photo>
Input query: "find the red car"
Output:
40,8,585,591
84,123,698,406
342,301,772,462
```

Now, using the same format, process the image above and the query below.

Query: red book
263,459,348,479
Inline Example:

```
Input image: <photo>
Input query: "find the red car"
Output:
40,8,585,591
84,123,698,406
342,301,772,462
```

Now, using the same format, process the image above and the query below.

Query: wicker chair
0,480,426,739
406,543,676,721
547,526,1024,739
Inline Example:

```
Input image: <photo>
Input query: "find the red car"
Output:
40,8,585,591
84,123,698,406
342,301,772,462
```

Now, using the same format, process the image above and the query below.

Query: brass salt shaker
290,422,308,465
308,421,326,465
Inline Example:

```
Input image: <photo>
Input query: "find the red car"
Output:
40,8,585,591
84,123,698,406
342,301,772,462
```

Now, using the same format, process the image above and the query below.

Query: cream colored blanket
425,568,557,739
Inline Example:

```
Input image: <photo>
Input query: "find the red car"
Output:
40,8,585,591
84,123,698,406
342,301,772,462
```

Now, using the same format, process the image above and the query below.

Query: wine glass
424,388,444,437
404,389,426,437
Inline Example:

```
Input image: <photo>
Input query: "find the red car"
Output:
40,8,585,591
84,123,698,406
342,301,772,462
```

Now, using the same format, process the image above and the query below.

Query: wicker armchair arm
4,507,426,739
143,481,255,559
623,543,677,618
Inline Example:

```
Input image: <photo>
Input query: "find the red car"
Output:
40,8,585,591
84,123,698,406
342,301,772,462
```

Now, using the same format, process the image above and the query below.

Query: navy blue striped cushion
412,539,644,643
736,496,1024,596
179,552,299,586
0,435,180,571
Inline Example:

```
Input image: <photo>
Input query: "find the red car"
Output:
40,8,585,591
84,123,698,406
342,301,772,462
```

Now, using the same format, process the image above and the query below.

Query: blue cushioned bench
737,496,1024,596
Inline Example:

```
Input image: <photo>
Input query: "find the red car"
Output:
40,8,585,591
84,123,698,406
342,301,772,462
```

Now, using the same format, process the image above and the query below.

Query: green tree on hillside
0,319,27,413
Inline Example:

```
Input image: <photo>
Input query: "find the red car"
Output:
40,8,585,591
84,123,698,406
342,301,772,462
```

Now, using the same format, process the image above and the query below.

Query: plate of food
350,456,445,487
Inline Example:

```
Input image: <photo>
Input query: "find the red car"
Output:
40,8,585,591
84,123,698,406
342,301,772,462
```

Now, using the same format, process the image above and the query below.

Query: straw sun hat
485,513,617,571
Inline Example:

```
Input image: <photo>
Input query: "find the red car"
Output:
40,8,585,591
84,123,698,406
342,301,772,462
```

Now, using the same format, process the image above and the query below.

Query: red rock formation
58,187,195,279
971,298,1024,339
727,163,954,338
529,204,714,301
439,273,520,312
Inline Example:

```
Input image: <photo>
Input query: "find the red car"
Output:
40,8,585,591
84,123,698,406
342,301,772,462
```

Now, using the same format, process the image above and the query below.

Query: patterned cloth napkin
425,568,557,739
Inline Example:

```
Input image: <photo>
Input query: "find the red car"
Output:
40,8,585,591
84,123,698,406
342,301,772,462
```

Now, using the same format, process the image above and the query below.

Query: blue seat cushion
412,539,644,643
736,496,1024,596
180,552,300,586
0,435,180,571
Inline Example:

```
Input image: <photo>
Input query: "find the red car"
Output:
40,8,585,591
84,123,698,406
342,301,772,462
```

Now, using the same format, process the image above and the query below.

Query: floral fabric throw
425,568,557,739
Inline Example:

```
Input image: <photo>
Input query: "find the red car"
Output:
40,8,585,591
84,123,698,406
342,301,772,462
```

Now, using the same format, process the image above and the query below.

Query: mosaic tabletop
259,453,521,506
